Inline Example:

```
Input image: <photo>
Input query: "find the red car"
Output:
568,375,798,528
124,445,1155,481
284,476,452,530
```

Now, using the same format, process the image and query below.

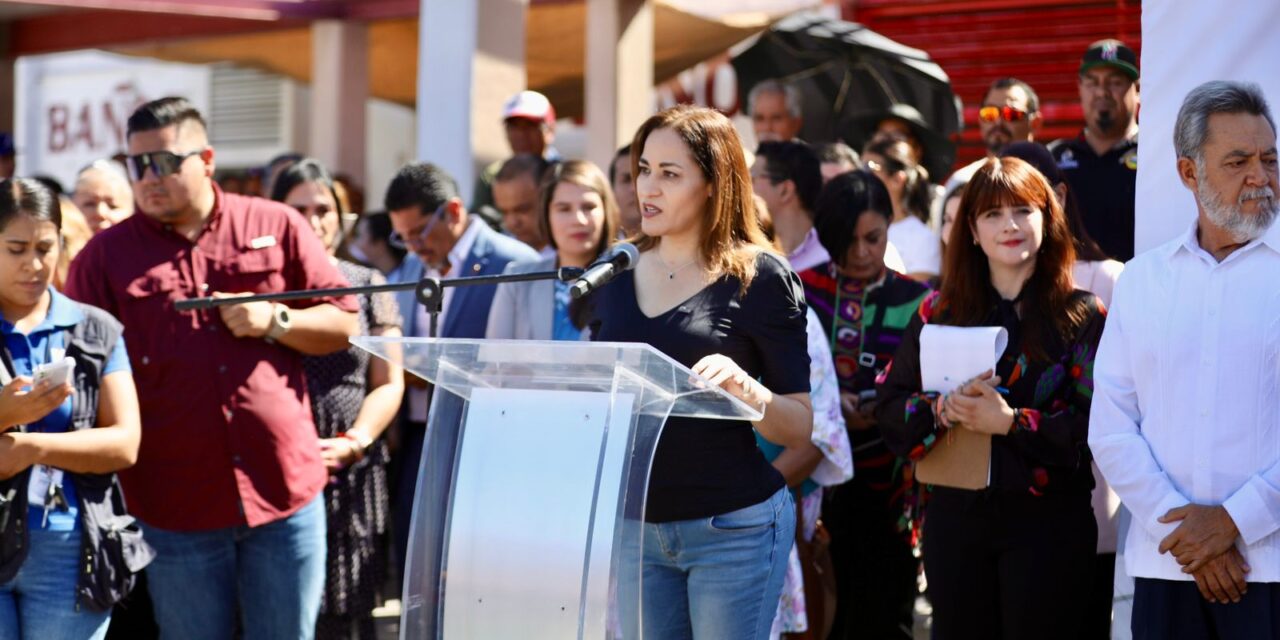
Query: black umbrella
732,11,962,181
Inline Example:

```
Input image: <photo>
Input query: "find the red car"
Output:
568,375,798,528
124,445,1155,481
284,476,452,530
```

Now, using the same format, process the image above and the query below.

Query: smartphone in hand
33,358,75,388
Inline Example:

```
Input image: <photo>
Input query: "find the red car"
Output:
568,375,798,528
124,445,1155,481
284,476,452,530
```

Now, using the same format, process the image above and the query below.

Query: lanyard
0,336,16,387
2,329,73,523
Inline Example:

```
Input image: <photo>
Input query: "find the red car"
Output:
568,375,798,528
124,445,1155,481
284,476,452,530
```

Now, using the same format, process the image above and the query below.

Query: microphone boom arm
174,266,584,339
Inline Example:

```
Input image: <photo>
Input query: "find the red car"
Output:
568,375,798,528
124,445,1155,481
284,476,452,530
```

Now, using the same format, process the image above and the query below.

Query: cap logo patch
1121,149,1138,170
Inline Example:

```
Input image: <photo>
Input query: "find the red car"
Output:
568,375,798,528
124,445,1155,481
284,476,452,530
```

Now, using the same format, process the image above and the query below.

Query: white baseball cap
502,90,556,124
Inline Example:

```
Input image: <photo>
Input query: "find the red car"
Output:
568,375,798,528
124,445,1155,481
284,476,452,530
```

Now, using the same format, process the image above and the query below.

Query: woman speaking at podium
587,105,814,640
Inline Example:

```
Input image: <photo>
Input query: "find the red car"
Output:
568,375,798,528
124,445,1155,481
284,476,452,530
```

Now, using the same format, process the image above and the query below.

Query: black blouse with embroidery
875,289,1107,497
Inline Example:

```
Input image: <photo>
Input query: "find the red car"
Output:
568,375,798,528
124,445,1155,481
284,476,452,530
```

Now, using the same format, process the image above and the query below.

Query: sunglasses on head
124,149,204,181
978,106,1029,124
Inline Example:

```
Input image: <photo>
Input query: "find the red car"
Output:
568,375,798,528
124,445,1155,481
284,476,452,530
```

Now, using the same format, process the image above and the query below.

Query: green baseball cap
1080,39,1139,80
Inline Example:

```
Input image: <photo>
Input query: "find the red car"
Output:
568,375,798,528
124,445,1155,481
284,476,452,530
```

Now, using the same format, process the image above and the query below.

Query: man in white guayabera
1090,79,1280,638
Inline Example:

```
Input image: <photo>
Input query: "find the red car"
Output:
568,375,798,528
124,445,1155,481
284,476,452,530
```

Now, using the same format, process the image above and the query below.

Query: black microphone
569,243,639,300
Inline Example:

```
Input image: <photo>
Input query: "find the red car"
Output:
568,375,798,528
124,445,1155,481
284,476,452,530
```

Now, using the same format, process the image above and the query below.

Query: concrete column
311,19,368,188
585,0,653,169
417,0,526,199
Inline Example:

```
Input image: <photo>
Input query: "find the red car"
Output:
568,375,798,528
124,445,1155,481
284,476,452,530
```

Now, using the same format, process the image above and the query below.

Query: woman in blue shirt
486,160,620,341
0,178,143,639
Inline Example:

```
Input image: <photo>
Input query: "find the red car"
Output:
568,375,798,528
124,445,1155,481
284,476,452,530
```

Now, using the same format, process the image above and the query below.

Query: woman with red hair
876,157,1106,638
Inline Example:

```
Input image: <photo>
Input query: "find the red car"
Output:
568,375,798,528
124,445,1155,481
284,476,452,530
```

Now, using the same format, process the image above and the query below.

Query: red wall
844,0,1141,175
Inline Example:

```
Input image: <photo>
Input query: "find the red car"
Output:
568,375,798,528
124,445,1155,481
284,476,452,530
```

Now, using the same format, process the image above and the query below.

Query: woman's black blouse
588,252,811,522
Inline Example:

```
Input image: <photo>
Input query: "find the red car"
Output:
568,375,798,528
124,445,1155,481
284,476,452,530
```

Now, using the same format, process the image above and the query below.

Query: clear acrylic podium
351,337,763,640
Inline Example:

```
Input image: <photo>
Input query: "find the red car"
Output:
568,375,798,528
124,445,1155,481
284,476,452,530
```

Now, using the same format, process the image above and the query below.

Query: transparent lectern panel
349,337,764,639
351,337,762,421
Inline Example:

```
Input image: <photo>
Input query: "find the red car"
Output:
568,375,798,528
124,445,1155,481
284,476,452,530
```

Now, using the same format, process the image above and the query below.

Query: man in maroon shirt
64,97,358,640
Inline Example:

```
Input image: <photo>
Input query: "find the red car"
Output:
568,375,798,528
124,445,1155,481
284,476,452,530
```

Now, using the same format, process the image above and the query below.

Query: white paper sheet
919,325,1009,394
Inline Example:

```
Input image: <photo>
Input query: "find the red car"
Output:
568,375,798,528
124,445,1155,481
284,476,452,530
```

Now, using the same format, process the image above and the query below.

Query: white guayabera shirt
1090,218,1280,582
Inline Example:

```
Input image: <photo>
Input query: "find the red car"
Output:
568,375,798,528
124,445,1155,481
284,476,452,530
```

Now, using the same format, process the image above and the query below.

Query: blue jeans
0,527,110,640
641,487,794,640
140,493,326,640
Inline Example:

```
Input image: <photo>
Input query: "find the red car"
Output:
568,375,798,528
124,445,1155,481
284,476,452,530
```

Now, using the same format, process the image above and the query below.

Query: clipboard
915,428,990,490
914,325,1006,490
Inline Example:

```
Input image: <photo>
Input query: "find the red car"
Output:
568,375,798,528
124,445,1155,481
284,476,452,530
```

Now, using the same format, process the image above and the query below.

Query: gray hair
1174,80,1275,161
815,141,860,168
77,159,130,186
748,79,803,119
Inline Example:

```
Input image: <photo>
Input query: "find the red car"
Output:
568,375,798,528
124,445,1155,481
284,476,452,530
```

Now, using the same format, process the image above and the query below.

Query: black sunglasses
124,149,204,181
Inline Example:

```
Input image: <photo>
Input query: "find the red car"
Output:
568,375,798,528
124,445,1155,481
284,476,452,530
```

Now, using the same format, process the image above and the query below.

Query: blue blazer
389,216,539,339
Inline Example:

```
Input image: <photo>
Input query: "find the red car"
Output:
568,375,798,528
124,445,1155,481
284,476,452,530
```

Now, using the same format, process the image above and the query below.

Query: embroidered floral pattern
1007,352,1028,387
803,264,932,546
1067,342,1097,397
1034,363,1065,406
918,289,942,323
1013,408,1042,433
878,291,1107,497
902,393,943,461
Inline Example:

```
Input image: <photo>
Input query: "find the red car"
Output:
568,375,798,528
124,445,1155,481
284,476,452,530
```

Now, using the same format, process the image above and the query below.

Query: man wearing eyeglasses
944,78,1041,193
1050,40,1141,261
64,97,359,640
382,161,538,586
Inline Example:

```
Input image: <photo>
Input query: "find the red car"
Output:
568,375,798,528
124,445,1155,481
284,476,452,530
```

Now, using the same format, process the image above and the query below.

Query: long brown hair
940,157,1086,361
537,160,620,329
630,105,775,291
536,159,620,258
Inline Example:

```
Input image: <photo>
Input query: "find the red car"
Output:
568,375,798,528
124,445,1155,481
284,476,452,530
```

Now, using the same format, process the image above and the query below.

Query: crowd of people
0,34,1274,640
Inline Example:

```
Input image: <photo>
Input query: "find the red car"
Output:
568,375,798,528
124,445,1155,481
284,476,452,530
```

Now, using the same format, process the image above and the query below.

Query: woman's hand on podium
691,354,771,411
692,353,812,448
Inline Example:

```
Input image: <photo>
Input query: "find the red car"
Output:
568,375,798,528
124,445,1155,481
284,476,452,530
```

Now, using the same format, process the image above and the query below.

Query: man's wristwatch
266,303,292,341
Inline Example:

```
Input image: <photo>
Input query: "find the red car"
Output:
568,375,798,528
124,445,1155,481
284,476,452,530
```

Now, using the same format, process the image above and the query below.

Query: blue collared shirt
551,279,583,341
5,289,130,531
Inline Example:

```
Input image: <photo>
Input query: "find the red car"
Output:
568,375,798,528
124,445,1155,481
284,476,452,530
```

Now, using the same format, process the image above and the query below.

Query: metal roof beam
5,0,348,22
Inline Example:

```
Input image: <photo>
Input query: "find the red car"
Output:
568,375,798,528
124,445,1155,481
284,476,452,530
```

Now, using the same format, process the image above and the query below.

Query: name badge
27,465,62,507
250,235,277,250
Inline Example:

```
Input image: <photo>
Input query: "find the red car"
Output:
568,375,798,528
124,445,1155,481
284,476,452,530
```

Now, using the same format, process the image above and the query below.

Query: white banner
1136,1,1280,254
15,50,210,189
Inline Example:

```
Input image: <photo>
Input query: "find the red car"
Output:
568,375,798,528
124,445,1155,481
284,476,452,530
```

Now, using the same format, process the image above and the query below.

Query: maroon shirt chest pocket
213,248,286,294
125,269,181,302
